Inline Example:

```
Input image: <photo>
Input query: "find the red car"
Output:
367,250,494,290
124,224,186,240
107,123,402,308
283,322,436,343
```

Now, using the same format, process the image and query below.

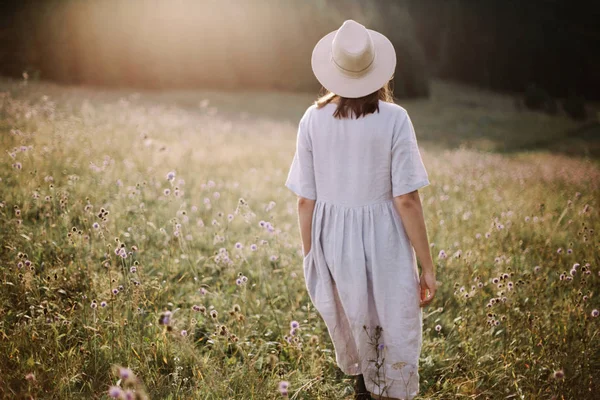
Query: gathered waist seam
315,198,395,209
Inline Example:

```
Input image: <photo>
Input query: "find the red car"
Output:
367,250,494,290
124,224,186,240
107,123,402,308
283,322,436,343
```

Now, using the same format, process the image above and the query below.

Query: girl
285,20,438,400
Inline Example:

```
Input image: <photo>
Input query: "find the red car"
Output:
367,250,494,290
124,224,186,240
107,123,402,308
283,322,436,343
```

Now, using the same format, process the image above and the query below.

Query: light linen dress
285,100,430,399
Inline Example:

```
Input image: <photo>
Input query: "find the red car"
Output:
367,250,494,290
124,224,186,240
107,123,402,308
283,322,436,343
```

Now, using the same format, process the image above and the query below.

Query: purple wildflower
108,386,124,398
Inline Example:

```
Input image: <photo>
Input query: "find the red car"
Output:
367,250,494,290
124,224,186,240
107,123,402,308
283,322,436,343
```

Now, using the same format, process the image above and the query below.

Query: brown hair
315,80,395,119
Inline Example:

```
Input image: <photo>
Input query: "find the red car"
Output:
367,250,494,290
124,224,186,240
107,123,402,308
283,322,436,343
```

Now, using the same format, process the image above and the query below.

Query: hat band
330,52,376,78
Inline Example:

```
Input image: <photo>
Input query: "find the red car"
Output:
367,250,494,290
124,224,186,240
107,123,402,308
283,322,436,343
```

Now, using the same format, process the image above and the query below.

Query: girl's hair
314,79,395,119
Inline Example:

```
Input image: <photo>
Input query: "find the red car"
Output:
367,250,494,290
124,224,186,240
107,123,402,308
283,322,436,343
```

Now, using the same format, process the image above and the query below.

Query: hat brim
311,29,396,99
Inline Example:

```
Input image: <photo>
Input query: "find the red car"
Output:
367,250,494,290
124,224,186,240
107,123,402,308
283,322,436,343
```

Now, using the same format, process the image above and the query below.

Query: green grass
0,78,599,399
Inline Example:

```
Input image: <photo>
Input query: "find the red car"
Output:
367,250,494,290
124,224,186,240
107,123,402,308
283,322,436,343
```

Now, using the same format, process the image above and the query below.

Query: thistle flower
592,309,599,318
210,310,218,319
112,288,119,295
166,171,176,181
553,369,564,379
159,311,172,325
181,330,188,337
101,301,107,307
435,324,442,332
235,242,243,249
108,386,124,398
278,381,290,396
250,244,257,251
91,301,98,309
93,222,100,229
290,320,299,329
164,188,171,196
438,250,447,259
118,367,134,381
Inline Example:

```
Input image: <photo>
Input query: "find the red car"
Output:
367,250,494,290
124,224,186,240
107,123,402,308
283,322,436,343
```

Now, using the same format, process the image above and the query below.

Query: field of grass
0,78,599,399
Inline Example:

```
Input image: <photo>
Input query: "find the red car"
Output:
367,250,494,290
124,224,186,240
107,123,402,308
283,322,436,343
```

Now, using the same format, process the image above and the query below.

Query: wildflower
557,248,563,254
108,386,124,398
290,328,298,336
485,232,491,238
181,330,188,337
534,265,541,273
592,309,599,318
236,278,242,285
553,369,565,379
130,266,137,273
290,320,299,329
259,220,266,227
210,310,218,319
192,305,201,312
91,301,98,309
438,250,447,259
241,275,248,283
124,391,135,400
567,248,573,254
233,304,241,313
159,311,172,325
435,324,442,332
93,222,100,229
270,255,278,262
377,343,385,351
118,367,134,381
228,214,234,221
492,277,499,284
164,188,170,196
250,244,257,251
235,242,243,249
112,288,119,295
166,171,176,181
101,301,107,307
25,373,35,381
278,381,290,396
199,287,207,295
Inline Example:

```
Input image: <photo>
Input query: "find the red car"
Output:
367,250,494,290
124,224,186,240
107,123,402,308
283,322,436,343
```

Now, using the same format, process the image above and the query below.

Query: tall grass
0,79,598,399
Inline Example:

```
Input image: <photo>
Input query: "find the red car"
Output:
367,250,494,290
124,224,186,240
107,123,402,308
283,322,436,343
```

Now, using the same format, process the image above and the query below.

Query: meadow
0,78,599,399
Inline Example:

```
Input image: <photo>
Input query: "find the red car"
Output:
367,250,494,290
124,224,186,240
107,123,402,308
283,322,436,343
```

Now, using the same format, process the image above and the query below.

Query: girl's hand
419,270,437,307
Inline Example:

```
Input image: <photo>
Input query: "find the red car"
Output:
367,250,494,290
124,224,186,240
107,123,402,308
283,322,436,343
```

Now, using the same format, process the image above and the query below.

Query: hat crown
331,20,375,75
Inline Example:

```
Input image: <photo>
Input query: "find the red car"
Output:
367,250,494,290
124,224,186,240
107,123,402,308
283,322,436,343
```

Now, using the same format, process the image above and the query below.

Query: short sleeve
391,112,430,197
285,110,317,200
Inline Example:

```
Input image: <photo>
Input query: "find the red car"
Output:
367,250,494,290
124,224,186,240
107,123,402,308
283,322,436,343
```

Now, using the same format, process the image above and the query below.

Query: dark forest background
0,0,598,100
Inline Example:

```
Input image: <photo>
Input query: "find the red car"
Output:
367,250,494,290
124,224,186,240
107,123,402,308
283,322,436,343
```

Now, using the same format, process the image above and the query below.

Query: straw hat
311,20,396,99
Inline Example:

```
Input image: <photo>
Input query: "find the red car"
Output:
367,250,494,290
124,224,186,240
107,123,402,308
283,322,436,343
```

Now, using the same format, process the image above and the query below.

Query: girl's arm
297,197,316,256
